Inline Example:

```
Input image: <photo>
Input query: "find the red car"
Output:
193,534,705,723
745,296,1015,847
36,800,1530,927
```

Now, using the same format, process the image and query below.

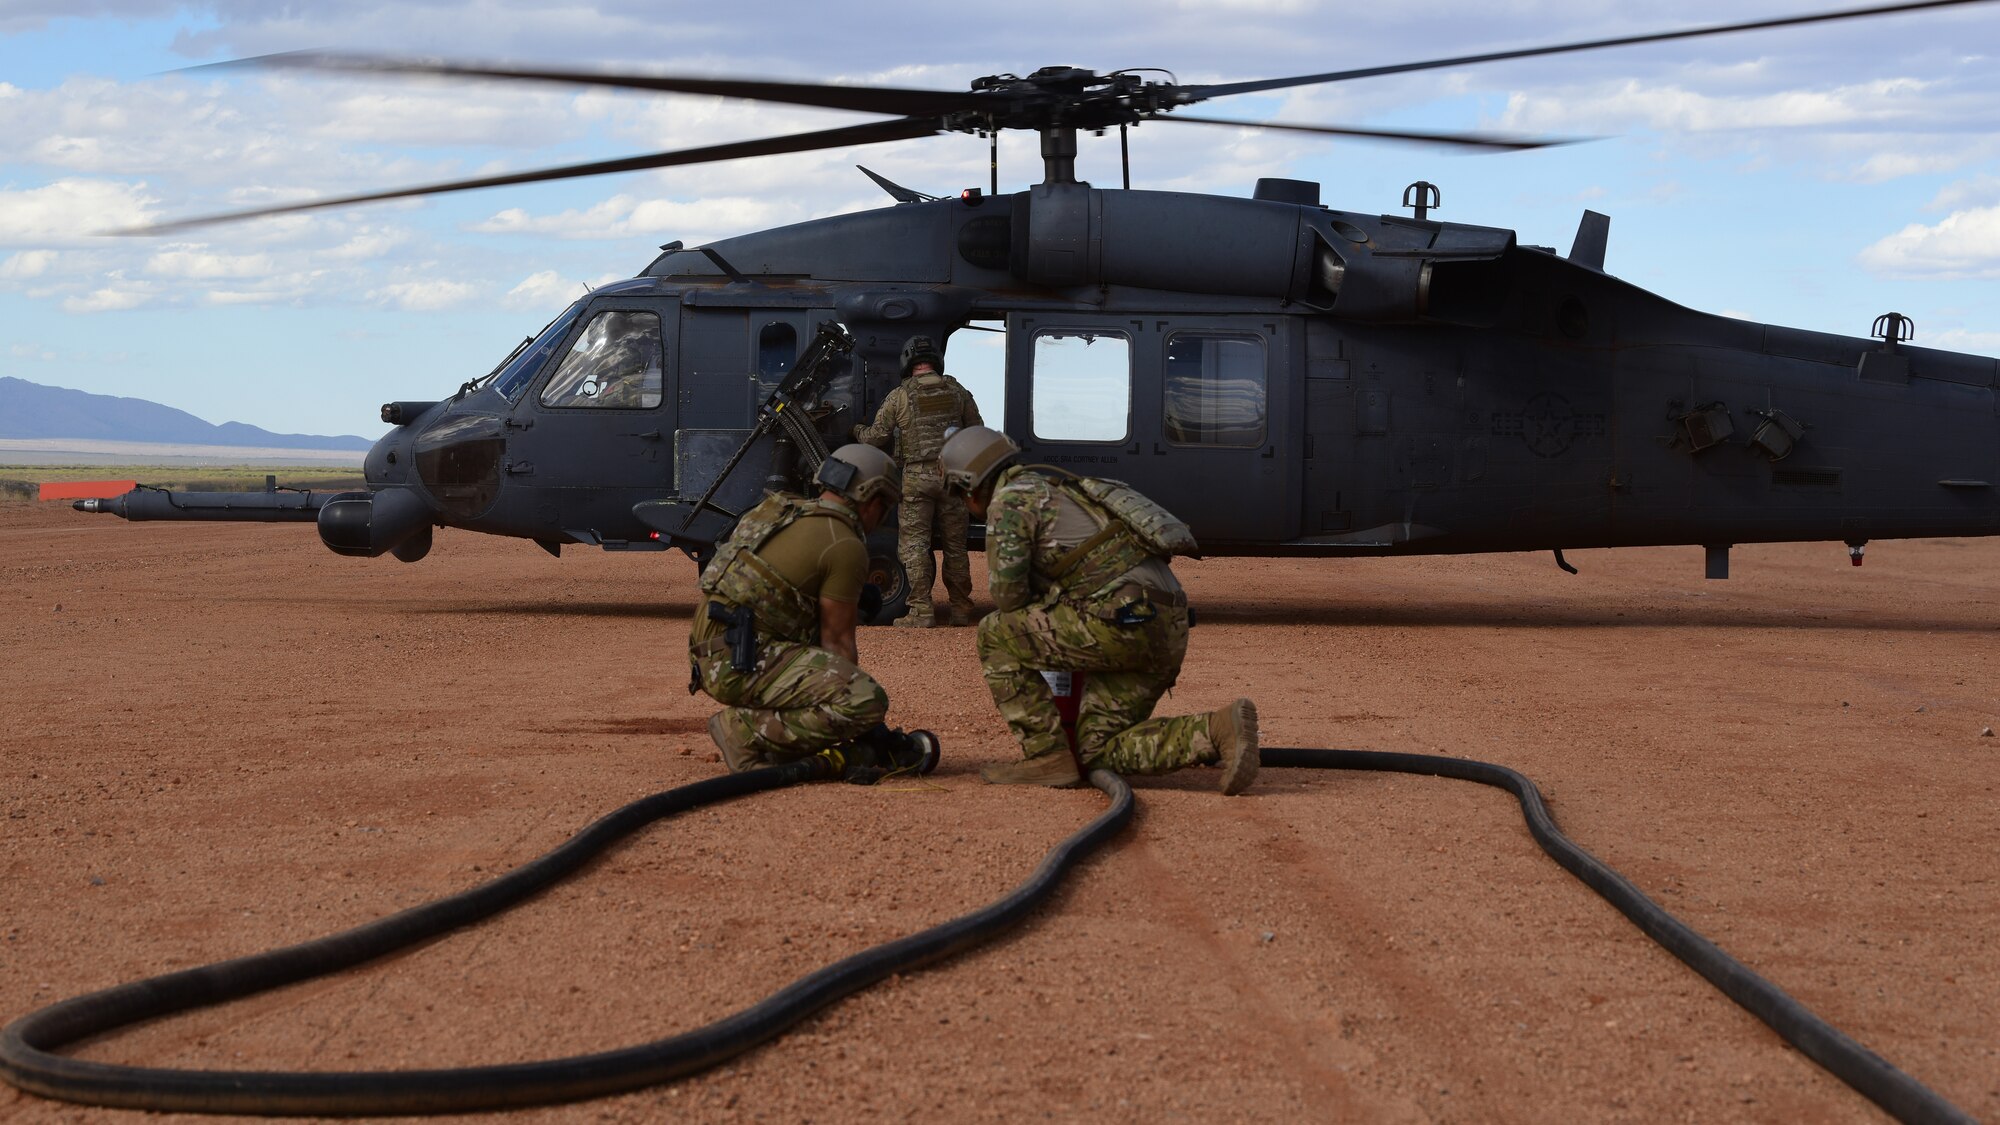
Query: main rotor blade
1182,0,1995,101
209,51,994,117
1153,113,1581,151
112,117,940,235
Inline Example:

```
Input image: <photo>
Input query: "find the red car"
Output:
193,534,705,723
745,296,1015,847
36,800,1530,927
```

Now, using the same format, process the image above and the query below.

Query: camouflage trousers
898,465,972,620
692,638,889,771
975,595,1216,775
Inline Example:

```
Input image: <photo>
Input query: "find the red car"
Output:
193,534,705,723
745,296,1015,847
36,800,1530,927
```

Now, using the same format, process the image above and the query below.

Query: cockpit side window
539,310,665,409
494,303,585,400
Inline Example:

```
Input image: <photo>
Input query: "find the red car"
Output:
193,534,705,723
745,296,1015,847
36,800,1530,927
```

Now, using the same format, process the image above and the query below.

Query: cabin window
1031,329,1129,443
1163,332,1267,447
539,309,664,409
947,319,1007,431
758,321,798,380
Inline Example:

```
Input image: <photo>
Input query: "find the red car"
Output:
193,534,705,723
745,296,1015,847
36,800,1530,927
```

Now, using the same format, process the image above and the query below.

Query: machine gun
675,319,855,535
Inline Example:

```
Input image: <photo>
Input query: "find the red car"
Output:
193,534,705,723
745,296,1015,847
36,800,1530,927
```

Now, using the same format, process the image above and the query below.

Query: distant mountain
0,377,375,451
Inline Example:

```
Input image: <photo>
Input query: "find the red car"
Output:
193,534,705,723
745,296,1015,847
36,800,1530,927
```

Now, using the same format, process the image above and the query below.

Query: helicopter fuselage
86,177,1999,603
371,179,1999,571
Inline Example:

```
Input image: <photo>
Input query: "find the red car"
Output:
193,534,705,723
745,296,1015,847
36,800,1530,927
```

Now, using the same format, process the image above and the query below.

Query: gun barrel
72,489,342,523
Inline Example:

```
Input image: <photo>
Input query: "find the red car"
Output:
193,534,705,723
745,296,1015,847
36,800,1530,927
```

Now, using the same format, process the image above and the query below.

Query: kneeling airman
938,426,1257,793
689,443,938,780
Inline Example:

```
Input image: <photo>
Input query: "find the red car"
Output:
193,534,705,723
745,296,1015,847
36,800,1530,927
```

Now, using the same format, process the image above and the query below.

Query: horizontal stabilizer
1569,210,1610,270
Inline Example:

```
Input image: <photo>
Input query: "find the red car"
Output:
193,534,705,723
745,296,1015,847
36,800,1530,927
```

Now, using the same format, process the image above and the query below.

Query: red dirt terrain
1,497,1995,1124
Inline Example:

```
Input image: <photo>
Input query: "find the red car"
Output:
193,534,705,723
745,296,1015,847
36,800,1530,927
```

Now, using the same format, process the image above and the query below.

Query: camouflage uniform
689,492,888,769
975,466,1219,775
854,370,982,624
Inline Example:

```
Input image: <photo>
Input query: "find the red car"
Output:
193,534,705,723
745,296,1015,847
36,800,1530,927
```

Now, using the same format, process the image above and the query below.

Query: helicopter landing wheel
863,553,909,626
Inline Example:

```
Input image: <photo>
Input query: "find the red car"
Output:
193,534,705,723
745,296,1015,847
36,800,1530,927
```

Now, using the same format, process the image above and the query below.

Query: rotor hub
954,67,1162,135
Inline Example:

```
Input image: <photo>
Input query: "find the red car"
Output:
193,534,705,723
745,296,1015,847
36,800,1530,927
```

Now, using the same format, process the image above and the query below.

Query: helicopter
72,0,2000,623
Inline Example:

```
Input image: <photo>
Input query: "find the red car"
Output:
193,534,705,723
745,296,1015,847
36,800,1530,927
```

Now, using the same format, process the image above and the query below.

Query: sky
2,0,1998,438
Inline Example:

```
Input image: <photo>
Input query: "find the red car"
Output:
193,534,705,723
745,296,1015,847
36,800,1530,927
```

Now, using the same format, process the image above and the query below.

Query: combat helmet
817,443,903,505
899,334,944,377
939,425,1020,496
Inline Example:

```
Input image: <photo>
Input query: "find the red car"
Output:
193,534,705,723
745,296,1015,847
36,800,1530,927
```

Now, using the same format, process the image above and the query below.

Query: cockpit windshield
486,302,587,400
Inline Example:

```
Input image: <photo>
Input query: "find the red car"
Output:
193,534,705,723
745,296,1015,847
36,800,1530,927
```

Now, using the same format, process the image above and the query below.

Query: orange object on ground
38,480,138,501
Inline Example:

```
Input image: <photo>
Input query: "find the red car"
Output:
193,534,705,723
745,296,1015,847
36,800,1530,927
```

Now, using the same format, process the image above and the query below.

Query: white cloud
1173,0,1313,10
10,342,58,360
369,279,482,310
1927,327,2000,355
204,289,292,305
503,269,586,310
1929,175,2000,212
1849,151,1970,184
0,249,57,278
1857,206,2000,279
310,85,579,148
1492,74,2000,184
470,193,794,241
0,179,157,244
320,227,411,261
1501,77,1931,134
63,283,154,313
0,75,541,216
145,246,277,278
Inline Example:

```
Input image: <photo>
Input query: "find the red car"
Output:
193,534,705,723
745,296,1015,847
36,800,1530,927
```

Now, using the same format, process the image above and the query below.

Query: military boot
709,713,777,773
853,723,943,776
895,604,935,628
1209,698,1260,796
980,751,1083,787
945,600,978,627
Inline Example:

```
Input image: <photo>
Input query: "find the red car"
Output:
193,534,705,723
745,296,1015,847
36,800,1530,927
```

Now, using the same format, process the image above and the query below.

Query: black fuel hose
1263,748,1975,1125
1,751,1973,1123
0,764,1134,1115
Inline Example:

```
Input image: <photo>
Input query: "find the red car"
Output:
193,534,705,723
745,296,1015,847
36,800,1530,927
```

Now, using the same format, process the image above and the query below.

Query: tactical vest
900,373,968,463
1035,477,1160,600
698,492,864,644
1068,476,1199,558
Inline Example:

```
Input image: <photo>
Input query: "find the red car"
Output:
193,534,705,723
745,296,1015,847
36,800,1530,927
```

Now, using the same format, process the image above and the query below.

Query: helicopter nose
317,486,435,561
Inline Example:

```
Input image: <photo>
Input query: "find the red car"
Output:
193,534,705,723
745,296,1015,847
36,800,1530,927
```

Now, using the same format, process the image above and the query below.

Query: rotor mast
1040,126,1080,185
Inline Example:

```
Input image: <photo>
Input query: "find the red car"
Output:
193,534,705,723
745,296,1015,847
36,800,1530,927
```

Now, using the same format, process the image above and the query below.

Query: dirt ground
1,497,1995,1124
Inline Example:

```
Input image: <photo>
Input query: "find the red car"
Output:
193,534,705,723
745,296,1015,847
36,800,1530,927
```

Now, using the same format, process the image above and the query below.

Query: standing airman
854,334,983,627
